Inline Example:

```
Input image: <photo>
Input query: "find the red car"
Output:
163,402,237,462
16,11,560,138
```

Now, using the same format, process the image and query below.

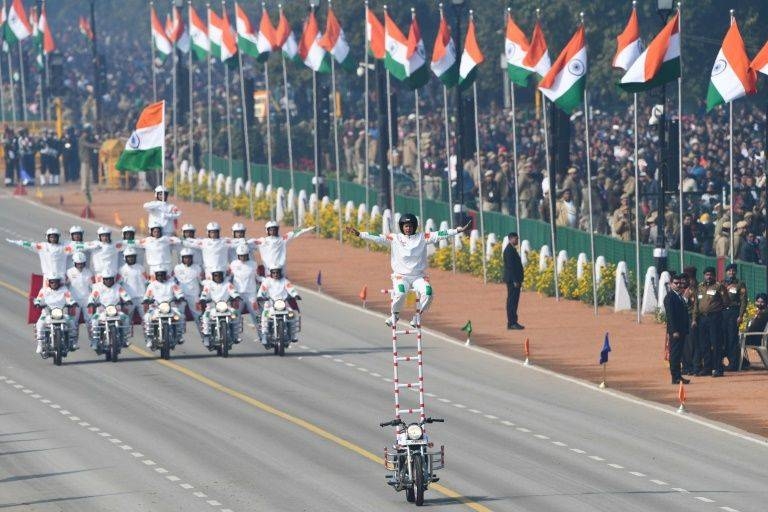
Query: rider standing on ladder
347,214,469,327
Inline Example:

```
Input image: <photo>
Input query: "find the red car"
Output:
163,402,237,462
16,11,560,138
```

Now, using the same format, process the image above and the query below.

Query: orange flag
359,285,367,301
678,381,686,404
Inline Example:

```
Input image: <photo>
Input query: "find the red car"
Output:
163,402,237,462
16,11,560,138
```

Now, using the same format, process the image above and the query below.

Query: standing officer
722,263,747,371
664,274,690,384
693,267,730,377
680,270,697,375
503,232,524,330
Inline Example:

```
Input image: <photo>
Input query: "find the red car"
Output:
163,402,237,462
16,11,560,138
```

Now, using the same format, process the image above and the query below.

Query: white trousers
390,274,433,316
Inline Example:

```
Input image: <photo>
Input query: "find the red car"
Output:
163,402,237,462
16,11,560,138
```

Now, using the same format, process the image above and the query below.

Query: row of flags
0,0,56,70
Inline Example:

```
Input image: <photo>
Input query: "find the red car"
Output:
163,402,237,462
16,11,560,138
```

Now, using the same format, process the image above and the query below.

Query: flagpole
329,33,342,244
542,97,559,300
265,60,274,221
633,92,641,323
7,38,17,125
279,5,296,227
237,44,253,218
363,1,370,212
0,41,5,124
383,5,395,220
678,3,685,270
172,36,179,198
443,85,456,272
161,99,166,191
415,89,424,224
312,68,320,231
188,1,195,204
206,3,213,210
511,81,521,238
17,40,26,122
150,1,157,102
222,5,233,199
473,80,487,284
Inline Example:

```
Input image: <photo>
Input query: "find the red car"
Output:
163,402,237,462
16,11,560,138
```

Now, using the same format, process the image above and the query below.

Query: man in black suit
664,274,691,384
503,232,524,330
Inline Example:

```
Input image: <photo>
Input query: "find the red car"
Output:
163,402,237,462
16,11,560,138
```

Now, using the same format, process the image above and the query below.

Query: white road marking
49,404,61,409
98,432,111,437
142,460,156,466
469,409,481,414
13,384,23,389
695,497,715,503
588,455,604,461
193,491,208,498
131,452,144,458
88,427,100,432
501,421,515,426
453,404,466,409
109,438,122,443
69,416,80,421
322,354,332,358
424,392,436,397
484,414,498,420
672,488,689,493
31,394,41,398
207,500,222,506
22,388,32,394
516,427,531,433
59,410,70,415
155,468,168,474
40,399,50,404
78,422,90,427
650,479,668,485
438,398,451,403
720,507,741,512
120,445,133,450
534,434,549,440
180,483,194,490
345,362,356,367
166,475,181,482
629,471,646,477
608,463,624,469
551,441,567,446
333,358,343,363
356,367,368,372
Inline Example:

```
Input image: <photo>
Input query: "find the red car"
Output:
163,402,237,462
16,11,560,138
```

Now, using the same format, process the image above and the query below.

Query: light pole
451,0,466,226
654,0,674,273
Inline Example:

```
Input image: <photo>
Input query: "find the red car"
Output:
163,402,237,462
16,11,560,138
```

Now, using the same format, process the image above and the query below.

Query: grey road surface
1,193,767,512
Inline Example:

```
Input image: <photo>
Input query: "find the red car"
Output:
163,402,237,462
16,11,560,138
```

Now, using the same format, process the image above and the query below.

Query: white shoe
36,342,43,354
385,315,399,328
409,317,419,328
145,340,152,348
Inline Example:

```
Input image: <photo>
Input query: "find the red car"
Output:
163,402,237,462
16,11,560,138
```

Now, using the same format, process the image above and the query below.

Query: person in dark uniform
693,266,731,377
680,271,697,375
61,126,80,183
746,293,768,338
503,232,524,330
722,263,747,371
3,127,19,186
664,274,690,384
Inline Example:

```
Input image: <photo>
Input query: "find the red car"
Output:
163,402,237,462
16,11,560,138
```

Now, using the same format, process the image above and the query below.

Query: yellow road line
1,278,491,511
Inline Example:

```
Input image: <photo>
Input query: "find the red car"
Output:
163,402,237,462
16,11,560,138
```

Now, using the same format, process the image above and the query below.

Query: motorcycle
207,299,242,357
261,297,299,356
40,306,73,366
145,300,184,360
92,303,131,362
380,418,445,506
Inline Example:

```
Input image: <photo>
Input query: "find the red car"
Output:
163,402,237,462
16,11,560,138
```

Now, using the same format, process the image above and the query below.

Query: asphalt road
1,193,767,512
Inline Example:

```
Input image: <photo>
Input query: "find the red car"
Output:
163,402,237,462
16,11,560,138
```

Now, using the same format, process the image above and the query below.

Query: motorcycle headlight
215,301,228,313
406,424,423,441
50,308,64,320
158,302,171,314
105,305,118,317
273,299,286,311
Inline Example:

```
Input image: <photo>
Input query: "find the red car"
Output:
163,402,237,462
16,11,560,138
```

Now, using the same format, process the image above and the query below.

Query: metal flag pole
511,80,521,238
279,4,296,227
187,0,195,204
222,1,233,199
583,83,598,315
237,39,253,219
312,68,320,230
728,8,734,263
172,35,179,198
473,79,487,284
542,97,559,299
678,2,685,270
150,0,158,102
634,92,641,323
329,29,342,243
206,3,213,210
17,40,26,122
0,39,5,124
363,0,371,212
161,99,167,192
7,36,17,125
442,84,456,272
415,89,424,224
265,59,274,221
383,5,396,220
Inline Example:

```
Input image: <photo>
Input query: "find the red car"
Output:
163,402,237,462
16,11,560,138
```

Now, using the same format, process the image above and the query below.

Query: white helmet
236,244,250,256
180,248,194,257
154,185,168,194
122,225,136,234
206,221,221,231
181,223,195,232
232,222,246,232
97,226,111,236
148,221,163,231
124,246,138,257
69,225,84,235
47,273,63,282
210,268,225,275
72,252,87,264
46,227,61,237
265,220,279,231
100,271,116,280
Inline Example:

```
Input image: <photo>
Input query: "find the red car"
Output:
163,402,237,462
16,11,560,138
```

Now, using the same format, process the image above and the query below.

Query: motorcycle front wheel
221,321,229,358
413,454,425,506
53,329,63,366
109,324,119,362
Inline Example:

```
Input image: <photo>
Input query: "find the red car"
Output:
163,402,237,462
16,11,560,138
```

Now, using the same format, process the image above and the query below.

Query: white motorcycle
205,299,242,358
39,306,74,366
144,300,185,360
260,297,300,356
91,303,132,362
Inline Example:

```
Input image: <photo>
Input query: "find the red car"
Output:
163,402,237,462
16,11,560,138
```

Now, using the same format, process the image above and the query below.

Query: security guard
693,266,731,377
680,272,698,375
722,263,747,371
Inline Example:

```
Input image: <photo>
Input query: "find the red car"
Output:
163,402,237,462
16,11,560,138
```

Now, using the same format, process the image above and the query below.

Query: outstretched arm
6,239,39,252
424,220,471,244
285,226,314,241
345,226,390,246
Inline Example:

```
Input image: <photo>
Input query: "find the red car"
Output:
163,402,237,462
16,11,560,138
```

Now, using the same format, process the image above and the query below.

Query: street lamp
654,0,674,272
451,0,467,227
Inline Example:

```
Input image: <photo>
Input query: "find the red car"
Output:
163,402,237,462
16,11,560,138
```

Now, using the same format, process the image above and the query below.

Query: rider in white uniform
143,185,181,235
174,248,204,330
87,227,125,278
64,225,91,267
229,244,262,331
348,213,467,326
138,224,181,274
118,246,147,325
121,226,144,266
228,222,258,261
7,227,73,281
180,223,202,263
33,275,78,354
66,251,94,322
198,269,241,348
182,222,233,277
142,269,186,347
252,221,313,275
257,267,301,345
87,273,133,349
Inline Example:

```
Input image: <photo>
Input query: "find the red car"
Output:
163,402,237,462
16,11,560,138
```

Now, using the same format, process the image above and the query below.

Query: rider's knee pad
425,285,433,296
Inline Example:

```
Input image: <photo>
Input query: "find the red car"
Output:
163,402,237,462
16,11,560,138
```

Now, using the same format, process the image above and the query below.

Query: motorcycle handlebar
379,419,405,428
424,418,445,424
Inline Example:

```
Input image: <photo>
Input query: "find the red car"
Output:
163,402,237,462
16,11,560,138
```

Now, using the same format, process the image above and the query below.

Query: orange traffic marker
677,381,687,414
523,338,531,366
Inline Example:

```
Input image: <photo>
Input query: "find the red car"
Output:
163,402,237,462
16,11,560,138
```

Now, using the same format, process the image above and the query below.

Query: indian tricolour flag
319,6,355,72
612,6,642,71
255,7,276,63
505,10,533,87
298,10,330,73
458,15,483,90
431,9,458,88
209,7,237,62
752,39,768,77
619,12,680,93
150,6,172,64
276,7,298,62
384,9,427,88
706,19,756,111
538,25,587,113
4,0,31,44
189,4,209,62
116,101,165,172
366,7,384,60
522,21,550,79
235,3,259,59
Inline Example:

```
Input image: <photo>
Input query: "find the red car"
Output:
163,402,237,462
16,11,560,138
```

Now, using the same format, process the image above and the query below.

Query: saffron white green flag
4,0,32,44
505,11,534,87
383,10,428,89
116,101,165,172
619,12,680,93
431,11,458,88
255,7,276,62
298,10,330,73
150,6,172,63
276,8,298,62
235,3,259,59
189,5,209,62
538,25,587,113
319,7,355,72
706,19,756,111
458,15,483,90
